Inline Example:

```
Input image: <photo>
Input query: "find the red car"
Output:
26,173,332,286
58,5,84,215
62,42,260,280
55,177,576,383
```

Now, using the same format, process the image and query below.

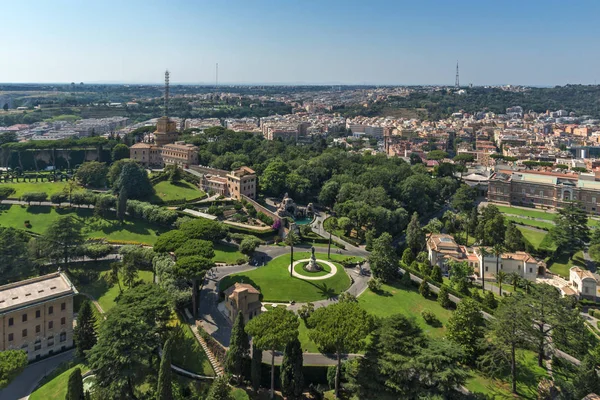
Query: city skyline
3,0,600,86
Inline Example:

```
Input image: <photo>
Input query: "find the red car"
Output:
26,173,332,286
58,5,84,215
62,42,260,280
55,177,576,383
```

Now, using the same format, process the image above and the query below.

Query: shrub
368,278,383,292
50,192,68,204
21,192,48,204
0,187,15,199
401,270,412,287
421,309,440,326
419,278,430,298
257,212,274,226
438,285,452,308
482,291,498,310
235,258,247,265
590,309,596,318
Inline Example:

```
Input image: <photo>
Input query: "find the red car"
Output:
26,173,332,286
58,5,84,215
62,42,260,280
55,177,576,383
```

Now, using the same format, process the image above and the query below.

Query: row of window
7,318,67,341
17,333,67,352
7,303,66,326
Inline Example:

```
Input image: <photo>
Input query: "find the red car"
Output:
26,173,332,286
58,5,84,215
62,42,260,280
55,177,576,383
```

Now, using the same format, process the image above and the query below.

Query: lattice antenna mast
216,63,219,90
455,61,460,89
164,70,170,117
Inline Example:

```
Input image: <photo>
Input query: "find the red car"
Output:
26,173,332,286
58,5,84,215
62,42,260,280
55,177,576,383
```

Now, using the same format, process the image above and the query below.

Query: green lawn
30,363,89,400
149,180,204,203
547,251,585,278
219,252,357,302
505,216,555,230
70,262,153,312
0,205,163,245
358,282,451,339
214,243,245,264
169,315,215,376
496,205,556,221
517,226,556,251
0,181,79,198
298,318,320,353
232,388,251,400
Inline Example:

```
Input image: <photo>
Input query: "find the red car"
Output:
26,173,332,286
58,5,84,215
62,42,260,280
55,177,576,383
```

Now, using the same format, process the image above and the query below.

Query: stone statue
306,246,321,272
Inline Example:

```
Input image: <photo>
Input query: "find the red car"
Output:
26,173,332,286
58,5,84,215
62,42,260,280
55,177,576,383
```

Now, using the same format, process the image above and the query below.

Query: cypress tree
73,300,97,359
251,343,262,393
438,285,452,308
281,337,304,399
430,264,443,284
224,311,250,384
419,278,430,298
116,187,127,223
206,376,233,400
66,368,84,400
156,338,173,400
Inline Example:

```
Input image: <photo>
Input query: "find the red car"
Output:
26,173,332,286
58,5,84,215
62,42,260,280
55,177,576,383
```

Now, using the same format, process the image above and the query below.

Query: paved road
0,349,74,400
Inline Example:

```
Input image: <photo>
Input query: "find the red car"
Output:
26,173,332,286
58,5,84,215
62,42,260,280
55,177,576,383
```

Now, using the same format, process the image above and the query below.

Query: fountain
305,246,322,272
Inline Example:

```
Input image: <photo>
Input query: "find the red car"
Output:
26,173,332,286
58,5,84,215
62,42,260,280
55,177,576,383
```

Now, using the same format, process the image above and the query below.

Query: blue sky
3,0,600,85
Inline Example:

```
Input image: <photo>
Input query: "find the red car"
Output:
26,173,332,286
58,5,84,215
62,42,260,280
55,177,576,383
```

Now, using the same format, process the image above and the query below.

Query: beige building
161,142,199,168
568,267,599,300
223,283,262,323
0,272,77,361
426,234,471,267
227,167,257,200
130,143,162,166
476,249,542,281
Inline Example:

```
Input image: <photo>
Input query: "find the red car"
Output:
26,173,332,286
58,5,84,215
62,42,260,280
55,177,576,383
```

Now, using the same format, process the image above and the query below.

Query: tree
318,180,340,207
430,264,443,283
368,232,398,282
504,223,525,252
225,312,250,384
75,161,108,187
174,239,215,259
285,230,300,278
73,300,97,358
154,230,188,253
111,143,129,161
164,164,183,183
174,256,215,318
484,214,506,246
0,227,31,283
206,376,233,400
40,215,85,268
238,236,261,257
2,103,7,112
427,150,449,160
309,302,371,399
260,158,290,196
0,350,27,389
406,212,425,255
246,307,299,399
488,295,529,394
336,216,352,236
452,185,477,213
401,248,414,266
551,201,590,256
66,368,84,400
112,160,154,199
491,244,504,285
281,337,304,399
571,354,600,399
496,271,507,296
116,187,127,223
419,278,430,297
409,152,422,165
298,302,315,324
179,218,228,243
508,272,521,291
448,260,471,293
120,258,139,289
438,285,452,308
83,243,112,265
483,291,498,309
157,338,173,400
251,343,262,393
447,299,484,362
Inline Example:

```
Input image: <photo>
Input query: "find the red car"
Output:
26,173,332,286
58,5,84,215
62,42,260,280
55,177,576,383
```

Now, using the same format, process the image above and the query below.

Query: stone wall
189,165,229,177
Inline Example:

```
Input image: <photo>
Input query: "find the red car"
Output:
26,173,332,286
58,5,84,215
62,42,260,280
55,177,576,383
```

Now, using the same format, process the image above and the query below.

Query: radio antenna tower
455,61,460,90
215,63,219,90
164,70,170,117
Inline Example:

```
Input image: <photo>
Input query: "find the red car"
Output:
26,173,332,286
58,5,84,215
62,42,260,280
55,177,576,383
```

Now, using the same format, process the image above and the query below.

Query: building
130,143,162,166
0,271,77,361
201,174,228,196
426,234,473,270
488,169,600,215
568,267,599,300
227,166,257,200
476,249,542,281
223,283,262,323
161,142,199,168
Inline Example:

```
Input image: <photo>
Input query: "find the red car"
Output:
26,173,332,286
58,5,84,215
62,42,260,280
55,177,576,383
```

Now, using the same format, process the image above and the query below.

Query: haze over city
3,0,600,86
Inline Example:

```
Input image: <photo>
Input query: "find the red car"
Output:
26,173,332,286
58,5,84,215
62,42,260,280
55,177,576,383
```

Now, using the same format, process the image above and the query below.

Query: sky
2,0,600,86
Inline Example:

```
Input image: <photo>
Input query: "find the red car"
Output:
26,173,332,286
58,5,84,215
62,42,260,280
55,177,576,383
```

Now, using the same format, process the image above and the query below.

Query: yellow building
227,166,257,200
223,283,262,323
0,271,77,361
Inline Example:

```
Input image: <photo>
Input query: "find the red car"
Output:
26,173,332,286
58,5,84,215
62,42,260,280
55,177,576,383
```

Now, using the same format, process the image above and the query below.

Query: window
61,317,66,325
36,325,41,334
529,268,533,273
34,341,41,351
48,306,53,315
47,337,54,347
49,321,53,329
22,329,27,338
22,313,27,322
8,317,13,326
585,287,589,294
61,302,66,311
59,332,67,342
8,333,13,342
485,266,488,272
36,310,41,318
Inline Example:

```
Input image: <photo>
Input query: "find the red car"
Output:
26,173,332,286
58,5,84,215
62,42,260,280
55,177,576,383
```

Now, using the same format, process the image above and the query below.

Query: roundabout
289,259,338,280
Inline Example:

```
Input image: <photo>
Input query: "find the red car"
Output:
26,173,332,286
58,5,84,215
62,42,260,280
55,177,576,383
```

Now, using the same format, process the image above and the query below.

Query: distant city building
0,271,77,361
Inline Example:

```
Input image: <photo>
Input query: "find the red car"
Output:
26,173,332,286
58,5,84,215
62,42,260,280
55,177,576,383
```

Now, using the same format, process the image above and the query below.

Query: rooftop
0,272,77,314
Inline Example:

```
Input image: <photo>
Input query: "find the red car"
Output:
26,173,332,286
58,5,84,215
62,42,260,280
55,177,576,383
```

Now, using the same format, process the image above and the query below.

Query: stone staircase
190,325,224,376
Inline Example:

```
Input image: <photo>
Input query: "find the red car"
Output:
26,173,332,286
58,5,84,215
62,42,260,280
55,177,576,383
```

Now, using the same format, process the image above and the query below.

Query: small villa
223,283,262,323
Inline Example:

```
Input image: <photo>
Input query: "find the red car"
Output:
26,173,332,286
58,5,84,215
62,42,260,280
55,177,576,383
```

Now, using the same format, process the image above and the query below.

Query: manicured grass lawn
496,205,556,221
219,252,357,302
465,350,548,399
294,261,332,277
505,216,555,231
169,314,215,376
0,181,80,198
0,205,163,245
517,226,556,251
30,363,89,400
70,262,153,312
547,251,585,278
150,180,204,203
298,318,320,353
214,243,244,264
358,282,451,339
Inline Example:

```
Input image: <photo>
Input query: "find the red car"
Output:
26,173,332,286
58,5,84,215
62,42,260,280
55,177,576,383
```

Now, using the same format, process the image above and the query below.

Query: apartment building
227,166,257,200
488,169,600,214
0,271,77,361
161,142,199,168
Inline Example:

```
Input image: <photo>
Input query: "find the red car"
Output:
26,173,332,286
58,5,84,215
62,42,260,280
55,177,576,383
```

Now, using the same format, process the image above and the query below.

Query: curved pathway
289,259,338,280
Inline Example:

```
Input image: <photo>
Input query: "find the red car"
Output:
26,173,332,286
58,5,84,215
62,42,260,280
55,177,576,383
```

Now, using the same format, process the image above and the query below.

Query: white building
476,250,542,281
